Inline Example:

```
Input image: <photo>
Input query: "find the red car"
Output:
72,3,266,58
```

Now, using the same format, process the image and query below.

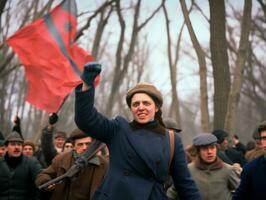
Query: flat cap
193,133,217,147
126,82,163,107
69,128,88,140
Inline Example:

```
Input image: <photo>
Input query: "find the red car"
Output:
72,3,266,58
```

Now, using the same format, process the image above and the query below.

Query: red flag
6,0,93,113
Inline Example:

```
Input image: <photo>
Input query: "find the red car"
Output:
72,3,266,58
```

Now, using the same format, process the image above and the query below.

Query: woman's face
130,93,158,124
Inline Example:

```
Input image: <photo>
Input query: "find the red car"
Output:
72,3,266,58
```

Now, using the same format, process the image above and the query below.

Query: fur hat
4,132,23,145
69,128,88,140
126,82,163,107
193,133,217,147
212,129,229,144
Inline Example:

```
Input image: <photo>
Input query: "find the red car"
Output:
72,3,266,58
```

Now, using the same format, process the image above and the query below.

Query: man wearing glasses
233,121,266,200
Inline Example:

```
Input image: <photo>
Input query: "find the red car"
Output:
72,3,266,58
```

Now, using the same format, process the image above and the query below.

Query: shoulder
188,162,196,169
98,155,108,165
246,155,265,168
115,116,129,125
52,151,72,163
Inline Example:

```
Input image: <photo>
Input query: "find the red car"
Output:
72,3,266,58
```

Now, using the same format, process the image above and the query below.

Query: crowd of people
0,62,266,200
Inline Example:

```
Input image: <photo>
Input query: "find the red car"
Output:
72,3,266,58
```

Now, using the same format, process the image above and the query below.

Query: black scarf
4,153,23,169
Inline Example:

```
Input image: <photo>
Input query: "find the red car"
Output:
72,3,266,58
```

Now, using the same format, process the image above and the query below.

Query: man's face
54,136,66,149
23,145,34,157
73,137,92,154
0,146,6,157
199,144,217,163
130,93,158,124
260,130,266,151
6,141,23,157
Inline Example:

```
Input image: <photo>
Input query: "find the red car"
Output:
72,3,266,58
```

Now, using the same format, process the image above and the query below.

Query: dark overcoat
75,86,201,200
0,154,42,200
232,155,266,200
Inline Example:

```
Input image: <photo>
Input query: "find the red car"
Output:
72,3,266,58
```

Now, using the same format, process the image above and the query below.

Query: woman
75,62,201,200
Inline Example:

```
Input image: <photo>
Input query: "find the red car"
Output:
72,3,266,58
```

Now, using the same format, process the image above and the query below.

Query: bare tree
180,0,210,132
224,0,252,134
209,0,231,130
162,0,182,127
104,0,164,116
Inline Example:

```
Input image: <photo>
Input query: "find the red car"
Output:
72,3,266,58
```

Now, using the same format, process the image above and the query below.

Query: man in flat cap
35,128,108,200
168,133,240,200
0,132,42,200
233,121,266,200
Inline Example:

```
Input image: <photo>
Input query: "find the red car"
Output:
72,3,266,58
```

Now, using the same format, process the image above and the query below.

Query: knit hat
23,140,35,152
164,117,181,132
212,129,229,144
4,132,24,145
69,128,88,140
126,83,163,107
193,133,217,147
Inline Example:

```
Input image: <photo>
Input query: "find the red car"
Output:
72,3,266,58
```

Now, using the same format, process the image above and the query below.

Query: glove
49,113,58,125
81,62,102,87
13,116,21,126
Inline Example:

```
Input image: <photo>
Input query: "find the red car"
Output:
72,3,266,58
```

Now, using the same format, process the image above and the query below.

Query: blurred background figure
212,129,247,167
232,134,246,155
41,113,67,166
245,127,265,162
62,138,73,153
0,131,6,157
23,140,36,157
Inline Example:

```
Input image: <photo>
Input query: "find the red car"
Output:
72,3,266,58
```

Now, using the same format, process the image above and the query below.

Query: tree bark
162,0,182,127
224,0,252,134
180,0,210,132
209,0,231,130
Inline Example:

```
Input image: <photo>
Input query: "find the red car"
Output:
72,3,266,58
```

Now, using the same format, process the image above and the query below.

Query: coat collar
194,156,224,170
129,120,165,135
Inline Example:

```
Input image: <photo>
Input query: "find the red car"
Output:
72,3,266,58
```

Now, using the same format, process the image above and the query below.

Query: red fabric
7,0,93,113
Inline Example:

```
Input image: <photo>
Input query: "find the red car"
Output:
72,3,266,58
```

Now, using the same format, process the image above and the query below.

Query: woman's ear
155,105,159,112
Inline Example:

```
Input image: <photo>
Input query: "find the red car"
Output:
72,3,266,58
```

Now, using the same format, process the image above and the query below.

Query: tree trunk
224,0,252,134
162,1,182,127
180,0,210,132
209,0,231,130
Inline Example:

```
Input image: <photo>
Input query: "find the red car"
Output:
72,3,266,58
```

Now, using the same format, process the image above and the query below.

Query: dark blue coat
75,86,201,200
232,155,266,200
